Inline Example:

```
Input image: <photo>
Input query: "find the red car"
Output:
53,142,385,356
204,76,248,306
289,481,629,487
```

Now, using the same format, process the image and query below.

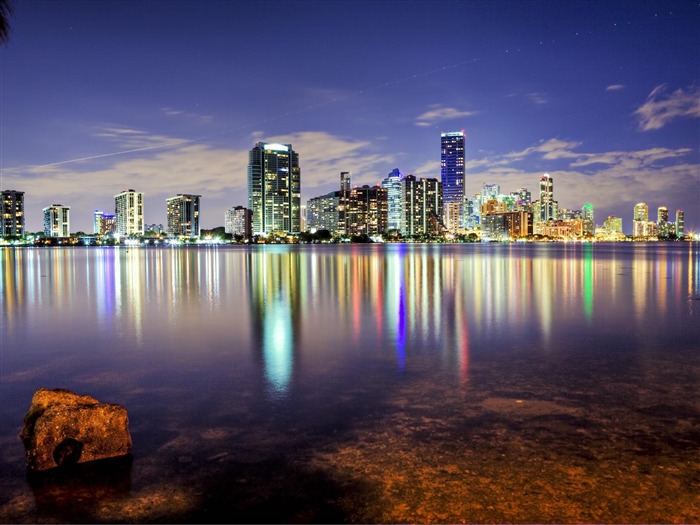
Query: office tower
346,185,387,235
539,174,557,222
166,194,201,237
225,205,253,238
632,202,649,239
656,206,669,238
441,131,465,231
340,171,351,194
381,168,403,232
676,209,685,238
464,195,481,230
306,192,341,233
247,142,301,235
1,190,25,237
582,203,594,236
481,183,500,204
43,204,70,237
115,189,144,236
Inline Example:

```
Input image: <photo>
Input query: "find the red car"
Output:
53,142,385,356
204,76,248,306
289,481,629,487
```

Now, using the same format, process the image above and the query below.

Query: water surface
1,243,698,522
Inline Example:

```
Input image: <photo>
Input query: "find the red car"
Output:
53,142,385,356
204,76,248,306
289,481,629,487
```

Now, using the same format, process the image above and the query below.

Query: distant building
381,168,403,232
339,171,352,235
633,202,652,240
582,203,594,236
482,211,533,240
657,206,670,238
248,142,301,235
94,210,117,235
538,174,557,222
43,204,70,237
306,191,341,233
676,209,685,238
115,189,144,236
1,190,25,237
166,194,201,238
441,131,465,231
145,224,164,234
603,215,623,234
225,205,253,238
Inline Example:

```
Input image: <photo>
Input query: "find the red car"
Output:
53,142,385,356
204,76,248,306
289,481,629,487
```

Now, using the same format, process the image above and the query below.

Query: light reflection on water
0,243,698,523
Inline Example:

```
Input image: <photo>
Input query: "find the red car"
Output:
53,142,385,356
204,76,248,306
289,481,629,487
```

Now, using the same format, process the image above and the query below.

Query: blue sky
1,0,698,234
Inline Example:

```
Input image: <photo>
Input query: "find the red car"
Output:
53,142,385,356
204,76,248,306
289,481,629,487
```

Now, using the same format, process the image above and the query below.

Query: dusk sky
1,0,698,234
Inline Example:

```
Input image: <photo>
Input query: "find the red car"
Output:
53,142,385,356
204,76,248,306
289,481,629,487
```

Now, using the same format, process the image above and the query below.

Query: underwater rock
20,388,132,471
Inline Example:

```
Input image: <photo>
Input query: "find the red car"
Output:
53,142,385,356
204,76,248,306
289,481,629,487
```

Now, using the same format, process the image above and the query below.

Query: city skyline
1,1,698,234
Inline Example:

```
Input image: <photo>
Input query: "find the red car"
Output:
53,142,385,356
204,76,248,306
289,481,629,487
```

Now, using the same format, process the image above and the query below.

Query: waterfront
1,243,698,523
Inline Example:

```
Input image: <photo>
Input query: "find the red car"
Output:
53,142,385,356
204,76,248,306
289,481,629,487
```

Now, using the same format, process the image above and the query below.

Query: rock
20,388,133,471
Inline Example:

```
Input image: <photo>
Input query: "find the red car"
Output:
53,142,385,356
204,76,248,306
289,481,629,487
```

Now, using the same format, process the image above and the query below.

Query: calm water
1,243,698,523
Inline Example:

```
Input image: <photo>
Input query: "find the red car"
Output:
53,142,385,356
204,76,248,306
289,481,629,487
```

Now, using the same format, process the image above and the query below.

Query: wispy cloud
415,106,478,127
161,107,213,124
606,84,625,91
634,84,700,131
526,92,548,105
505,138,582,161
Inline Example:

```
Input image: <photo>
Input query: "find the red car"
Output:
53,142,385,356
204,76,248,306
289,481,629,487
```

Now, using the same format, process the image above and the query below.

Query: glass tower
248,142,301,235
440,131,465,231
381,168,403,231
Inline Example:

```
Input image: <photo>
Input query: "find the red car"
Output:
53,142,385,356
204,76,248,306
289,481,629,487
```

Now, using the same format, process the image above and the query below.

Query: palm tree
0,0,13,45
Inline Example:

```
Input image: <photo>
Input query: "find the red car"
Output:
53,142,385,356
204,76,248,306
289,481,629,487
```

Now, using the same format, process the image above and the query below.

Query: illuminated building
400,175,443,236
481,199,507,216
582,203,594,236
94,210,116,235
603,215,622,234
346,185,387,235
43,204,70,237
441,131,465,231
481,183,500,204
538,174,558,222
247,142,301,235
225,206,253,238
114,189,144,236
482,211,533,240
306,191,341,233
339,171,351,234
166,194,201,237
633,202,648,222
676,209,685,238
657,206,670,239
1,190,25,237
381,168,403,232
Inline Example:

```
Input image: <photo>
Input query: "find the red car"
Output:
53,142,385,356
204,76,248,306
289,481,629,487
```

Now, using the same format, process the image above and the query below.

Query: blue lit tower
248,142,301,235
440,131,465,231
381,168,403,231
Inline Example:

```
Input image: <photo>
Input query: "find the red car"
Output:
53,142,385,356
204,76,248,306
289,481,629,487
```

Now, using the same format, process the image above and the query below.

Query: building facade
346,185,387,235
440,131,465,231
381,168,403,232
676,209,685,238
1,190,25,237
166,194,201,238
538,174,557,222
115,189,144,236
247,142,301,235
94,210,117,235
43,204,70,237
225,206,253,238
306,191,341,233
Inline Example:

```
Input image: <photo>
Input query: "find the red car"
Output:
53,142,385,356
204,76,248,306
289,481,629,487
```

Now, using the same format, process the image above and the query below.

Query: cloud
526,92,548,105
415,106,478,127
161,107,213,124
606,84,625,91
634,84,700,131
505,138,582,161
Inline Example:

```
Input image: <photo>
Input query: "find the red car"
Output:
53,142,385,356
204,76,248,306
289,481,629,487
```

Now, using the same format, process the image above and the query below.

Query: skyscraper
676,209,685,238
582,203,594,236
339,171,351,235
225,206,253,238
539,174,557,222
633,202,648,222
381,168,403,232
43,204,70,237
114,189,144,236
1,190,25,237
94,210,117,235
633,202,650,239
440,131,465,231
247,142,301,235
166,194,201,237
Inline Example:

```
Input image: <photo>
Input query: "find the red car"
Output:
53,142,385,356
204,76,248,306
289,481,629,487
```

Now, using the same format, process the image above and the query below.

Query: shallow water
1,243,698,523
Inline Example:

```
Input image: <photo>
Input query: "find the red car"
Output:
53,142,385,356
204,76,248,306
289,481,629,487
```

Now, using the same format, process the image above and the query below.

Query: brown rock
20,388,133,471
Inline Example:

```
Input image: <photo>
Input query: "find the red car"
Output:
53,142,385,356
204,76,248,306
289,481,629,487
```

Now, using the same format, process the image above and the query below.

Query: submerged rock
20,388,133,471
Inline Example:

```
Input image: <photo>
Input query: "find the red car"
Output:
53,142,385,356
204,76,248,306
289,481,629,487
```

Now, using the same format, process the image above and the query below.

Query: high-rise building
225,205,253,238
43,204,70,237
115,189,144,236
346,185,387,235
441,131,465,231
633,202,648,222
400,176,443,236
339,171,351,234
657,206,670,238
306,191,341,233
1,190,25,237
481,183,500,204
247,142,301,235
603,215,623,234
94,210,117,235
539,174,557,222
676,209,685,238
381,168,403,232
582,203,594,236
166,194,201,237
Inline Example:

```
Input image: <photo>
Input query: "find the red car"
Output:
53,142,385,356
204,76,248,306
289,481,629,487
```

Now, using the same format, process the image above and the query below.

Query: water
1,243,698,523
